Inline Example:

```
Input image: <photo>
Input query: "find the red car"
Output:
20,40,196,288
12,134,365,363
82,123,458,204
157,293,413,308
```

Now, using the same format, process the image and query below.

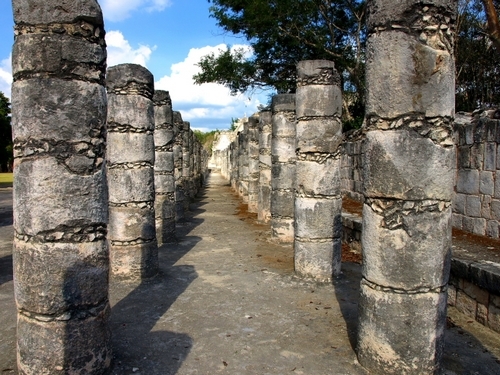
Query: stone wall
453,111,500,238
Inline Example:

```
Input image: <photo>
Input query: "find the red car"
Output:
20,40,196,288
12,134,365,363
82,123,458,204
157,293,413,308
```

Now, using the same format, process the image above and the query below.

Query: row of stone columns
11,2,208,372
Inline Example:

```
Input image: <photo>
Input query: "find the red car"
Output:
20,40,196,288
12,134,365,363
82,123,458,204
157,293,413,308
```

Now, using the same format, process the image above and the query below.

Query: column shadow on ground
110,188,207,375
0,254,13,286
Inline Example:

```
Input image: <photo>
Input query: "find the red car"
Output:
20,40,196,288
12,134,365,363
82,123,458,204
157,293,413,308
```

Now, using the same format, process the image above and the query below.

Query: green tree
456,0,500,111
194,0,367,127
0,92,12,172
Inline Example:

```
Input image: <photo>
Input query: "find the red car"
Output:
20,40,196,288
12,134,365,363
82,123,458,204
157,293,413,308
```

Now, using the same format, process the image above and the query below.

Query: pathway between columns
0,174,500,374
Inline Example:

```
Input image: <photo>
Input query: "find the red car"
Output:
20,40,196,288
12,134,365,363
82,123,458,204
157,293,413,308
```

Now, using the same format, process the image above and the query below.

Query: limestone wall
453,111,500,238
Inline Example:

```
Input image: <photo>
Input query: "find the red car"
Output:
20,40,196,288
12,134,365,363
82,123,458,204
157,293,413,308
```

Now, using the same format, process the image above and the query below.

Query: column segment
258,111,272,223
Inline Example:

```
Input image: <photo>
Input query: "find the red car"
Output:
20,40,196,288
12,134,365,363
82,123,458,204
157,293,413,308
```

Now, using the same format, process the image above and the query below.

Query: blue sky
0,0,271,132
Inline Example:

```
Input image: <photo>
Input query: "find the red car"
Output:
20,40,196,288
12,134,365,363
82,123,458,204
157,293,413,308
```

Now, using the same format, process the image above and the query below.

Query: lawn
0,173,13,188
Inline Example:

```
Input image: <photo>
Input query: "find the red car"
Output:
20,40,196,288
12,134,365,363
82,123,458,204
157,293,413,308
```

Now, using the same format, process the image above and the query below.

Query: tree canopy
195,0,500,123
0,92,12,172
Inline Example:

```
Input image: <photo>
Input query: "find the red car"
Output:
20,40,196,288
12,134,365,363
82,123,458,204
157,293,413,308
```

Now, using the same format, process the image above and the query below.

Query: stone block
456,169,480,195
154,128,175,148
271,217,294,243
108,206,155,242
107,95,154,130
296,84,342,118
456,289,478,319
107,167,155,203
296,118,342,153
365,32,454,118
154,174,175,194
457,146,471,169
271,137,296,163
450,257,472,281
294,238,341,281
271,190,294,218
12,79,106,142
271,163,295,190
485,142,497,171
462,216,486,235
477,302,488,325
106,63,154,92
14,240,108,315
466,195,481,217
447,284,457,306
469,261,500,295
481,195,492,219
155,196,175,219
272,116,296,138
110,241,158,280
364,130,454,200
107,132,154,165
470,143,484,169
495,173,500,198
13,0,103,24
271,93,295,113
462,279,489,305
453,193,466,215
154,151,174,173
487,303,500,333
17,306,111,375
491,199,500,220
452,213,463,228
357,283,447,375
295,197,342,239
13,158,107,235
362,204,452,290
486,220,499,238
296,159,341,197
465,124,474,145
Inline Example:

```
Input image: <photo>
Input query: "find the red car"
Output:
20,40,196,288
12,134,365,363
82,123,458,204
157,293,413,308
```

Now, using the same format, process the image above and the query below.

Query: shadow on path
0,254,13,286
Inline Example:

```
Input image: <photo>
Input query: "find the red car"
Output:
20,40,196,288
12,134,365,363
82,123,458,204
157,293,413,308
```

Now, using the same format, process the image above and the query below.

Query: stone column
173,111,185,221
247,114,260,213
182,122,192,211
11,0,111,373
356,1,457,374
238,122,249,202
294,60,343,282
154,90,176,244
271,94,296,243
107,64,158,280
231,138,239,192
258,110,272,223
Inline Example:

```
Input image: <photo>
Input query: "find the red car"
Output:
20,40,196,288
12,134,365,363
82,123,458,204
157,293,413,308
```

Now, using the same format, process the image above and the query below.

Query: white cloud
101,0,172,22
106,30,154,68
0,54,12,99
155,44,261,111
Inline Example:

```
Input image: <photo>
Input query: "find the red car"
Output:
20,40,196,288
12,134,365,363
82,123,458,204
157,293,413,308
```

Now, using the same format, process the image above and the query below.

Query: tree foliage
0,92,12,172
194,0,367,127
456,0,500,111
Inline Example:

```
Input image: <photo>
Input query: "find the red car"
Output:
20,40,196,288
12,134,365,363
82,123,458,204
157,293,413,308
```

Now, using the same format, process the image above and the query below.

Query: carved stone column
173,111,185,222
271,94,296,243
258,111,272,223
154,90,176,244
11,0,111,372
247,114,260,213
294,60,343,282
107,63,158,280
357,1,457,373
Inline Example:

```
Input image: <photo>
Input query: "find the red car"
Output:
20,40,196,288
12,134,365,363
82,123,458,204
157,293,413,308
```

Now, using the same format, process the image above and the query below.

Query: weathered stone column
182,122,192,211
258,110,272,223
238,122,249,202
247,114,260,213
357,1,457,374
154,90,176,244
231,138,239,191
294,60,343,282
11,1,111,372
107,64,158,280
271,94,296,243
173,111,185,221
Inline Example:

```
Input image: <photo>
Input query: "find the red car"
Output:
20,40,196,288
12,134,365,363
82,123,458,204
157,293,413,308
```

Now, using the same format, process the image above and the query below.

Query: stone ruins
9,0,500,374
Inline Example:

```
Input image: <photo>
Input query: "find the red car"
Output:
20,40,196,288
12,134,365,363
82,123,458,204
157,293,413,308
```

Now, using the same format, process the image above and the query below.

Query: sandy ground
0,173,500,374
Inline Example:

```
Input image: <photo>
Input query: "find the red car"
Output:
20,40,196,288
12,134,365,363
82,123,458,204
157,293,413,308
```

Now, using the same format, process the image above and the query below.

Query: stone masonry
11,0,112,372
154,90,176,244
258,111,272,223
356,1,457,374
247,114,260,213
294,60,343,282
173,111,185,222
107,63,158,280
271,94,296,243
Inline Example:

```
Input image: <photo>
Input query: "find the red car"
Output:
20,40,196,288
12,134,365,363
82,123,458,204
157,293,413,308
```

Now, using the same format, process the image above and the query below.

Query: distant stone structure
356,0,457,373
11,0,112,372
294,60,343,281
154,90,176,244
107,63,158,280
271,94,296,243
247,115,260,213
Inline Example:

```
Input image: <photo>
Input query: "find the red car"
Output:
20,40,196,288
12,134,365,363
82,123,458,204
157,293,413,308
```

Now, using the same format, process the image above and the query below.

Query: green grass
0,173,13,188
